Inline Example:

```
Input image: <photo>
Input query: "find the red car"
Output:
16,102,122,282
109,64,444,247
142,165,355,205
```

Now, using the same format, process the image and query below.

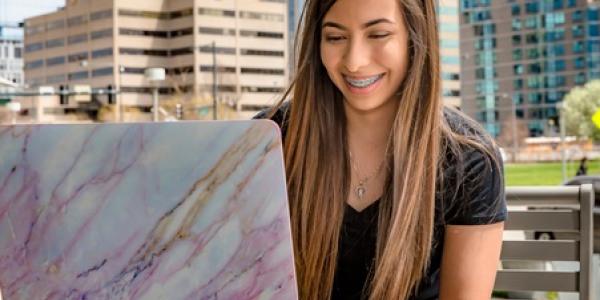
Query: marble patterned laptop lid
0,120,298,300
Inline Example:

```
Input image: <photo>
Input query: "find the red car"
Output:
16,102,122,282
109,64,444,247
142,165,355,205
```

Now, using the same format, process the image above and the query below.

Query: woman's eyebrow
322,18,395,30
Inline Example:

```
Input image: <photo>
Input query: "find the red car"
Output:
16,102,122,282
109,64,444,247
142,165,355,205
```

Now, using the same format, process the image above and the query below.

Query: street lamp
145,68,166,122
6,102,21,124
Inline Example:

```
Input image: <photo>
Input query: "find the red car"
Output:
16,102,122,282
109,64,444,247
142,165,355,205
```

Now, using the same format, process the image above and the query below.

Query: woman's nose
343,39,370,73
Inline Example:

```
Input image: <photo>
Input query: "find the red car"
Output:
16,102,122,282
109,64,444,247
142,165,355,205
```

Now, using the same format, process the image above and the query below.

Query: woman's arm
439,222,504,300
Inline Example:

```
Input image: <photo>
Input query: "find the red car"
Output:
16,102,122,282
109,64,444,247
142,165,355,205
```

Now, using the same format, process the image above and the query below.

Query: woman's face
320,0,410,113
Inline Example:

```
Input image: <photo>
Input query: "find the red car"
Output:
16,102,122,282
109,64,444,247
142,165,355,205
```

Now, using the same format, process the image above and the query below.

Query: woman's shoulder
438,106,506,226
252,101,291,137
253,102,290,124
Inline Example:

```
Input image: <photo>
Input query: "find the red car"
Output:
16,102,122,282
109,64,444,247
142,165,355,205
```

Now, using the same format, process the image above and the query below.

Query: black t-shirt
253,103,507,300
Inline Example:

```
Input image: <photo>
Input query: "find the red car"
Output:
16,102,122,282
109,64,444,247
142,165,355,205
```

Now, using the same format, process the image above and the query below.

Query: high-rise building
438,0,462,108
0,0,64,92
23,0,288,119
459,0,600,137
288,0,303,77
0,36,23,91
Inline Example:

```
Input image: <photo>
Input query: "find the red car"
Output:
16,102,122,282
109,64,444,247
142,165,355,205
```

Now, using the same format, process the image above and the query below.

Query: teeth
344,74,383,88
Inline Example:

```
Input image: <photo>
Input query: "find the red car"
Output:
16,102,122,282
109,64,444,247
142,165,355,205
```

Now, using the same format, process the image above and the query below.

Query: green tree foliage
563,80,600,141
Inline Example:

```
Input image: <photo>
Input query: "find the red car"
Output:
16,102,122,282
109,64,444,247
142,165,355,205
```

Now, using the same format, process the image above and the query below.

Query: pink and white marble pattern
0,121,297,300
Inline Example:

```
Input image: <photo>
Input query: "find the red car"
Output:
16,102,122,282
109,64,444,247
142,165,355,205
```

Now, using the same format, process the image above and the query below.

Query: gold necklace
348,151,386,200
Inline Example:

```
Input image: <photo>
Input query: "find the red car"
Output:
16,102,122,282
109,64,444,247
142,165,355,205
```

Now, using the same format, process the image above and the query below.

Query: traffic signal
59,85,68,105
107,85,115,104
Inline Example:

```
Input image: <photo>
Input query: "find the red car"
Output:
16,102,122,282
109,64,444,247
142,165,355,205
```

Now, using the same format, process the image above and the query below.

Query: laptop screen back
0,120,297,299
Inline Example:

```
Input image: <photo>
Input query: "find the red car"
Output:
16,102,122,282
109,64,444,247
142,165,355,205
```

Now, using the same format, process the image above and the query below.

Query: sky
0,0,64,38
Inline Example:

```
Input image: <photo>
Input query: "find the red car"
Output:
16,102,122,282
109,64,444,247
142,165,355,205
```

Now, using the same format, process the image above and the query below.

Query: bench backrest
494,184,594,299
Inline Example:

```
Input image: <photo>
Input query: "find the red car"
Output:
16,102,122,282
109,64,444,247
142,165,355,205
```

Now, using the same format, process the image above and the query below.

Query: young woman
255,0,506,299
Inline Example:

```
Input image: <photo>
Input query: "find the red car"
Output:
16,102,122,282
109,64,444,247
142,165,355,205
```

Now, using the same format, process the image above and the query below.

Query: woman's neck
345,101,398,150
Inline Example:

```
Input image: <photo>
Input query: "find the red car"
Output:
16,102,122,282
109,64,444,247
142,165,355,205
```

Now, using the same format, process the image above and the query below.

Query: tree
563,80,600,141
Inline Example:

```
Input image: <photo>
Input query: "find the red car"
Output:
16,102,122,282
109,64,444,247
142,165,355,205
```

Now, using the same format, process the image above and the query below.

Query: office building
460,0,600,137
438,0,462,108
23,0,288,119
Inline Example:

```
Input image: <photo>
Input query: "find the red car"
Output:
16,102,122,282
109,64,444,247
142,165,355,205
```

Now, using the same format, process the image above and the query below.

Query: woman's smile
343,73,386,95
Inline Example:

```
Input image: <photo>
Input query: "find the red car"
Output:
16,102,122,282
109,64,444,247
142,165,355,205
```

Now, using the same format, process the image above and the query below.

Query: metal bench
494,185,594,299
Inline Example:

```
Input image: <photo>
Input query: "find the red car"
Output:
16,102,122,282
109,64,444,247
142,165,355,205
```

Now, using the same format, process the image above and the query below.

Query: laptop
0,120,298,300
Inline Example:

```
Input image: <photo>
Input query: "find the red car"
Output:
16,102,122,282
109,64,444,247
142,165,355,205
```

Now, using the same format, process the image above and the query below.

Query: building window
25,42,43,53
170,47,194,56
512,19,522,31
198,8,235,17
170,8,193,18
46,74,65,84
525,2,539,14
45,38,64,48
511,3,521,16
123,67,145,74
440,39,459,48
513,78,523,90
92,67,113,77
200,65,236,73
46,56,66,66
92,48,113,58
170,28,193,38
574,57,585,69
68,33,88,45
573,41,585,53
572,10,584,22
442,72,459,80
199,84,237,92
199,46,236,55
512,34,521,46
25,59,44,70
119,9,169,19
68,51,88,62
239,11,284,22
241,86,284,93
91,29,112,40
46,19,65,31
240,49,284,57
513,64,524,75
119,48,168,56
441,56,460,65
575,72,586,85
199,27,236,36
167,66,194,75
90,9,112,21
67,15,88,27
25,23,44,35
239,30,284,39
14,47,22,58
68,71,89,81
525,16,538,29
512,49,522,60
119,28,169,38
241,67,285,75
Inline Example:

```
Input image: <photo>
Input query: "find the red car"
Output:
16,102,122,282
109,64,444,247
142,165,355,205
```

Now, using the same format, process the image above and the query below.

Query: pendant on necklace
356,182,367,200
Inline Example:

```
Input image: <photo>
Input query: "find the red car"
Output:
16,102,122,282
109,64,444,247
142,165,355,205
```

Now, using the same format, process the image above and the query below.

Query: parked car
534,176,600,253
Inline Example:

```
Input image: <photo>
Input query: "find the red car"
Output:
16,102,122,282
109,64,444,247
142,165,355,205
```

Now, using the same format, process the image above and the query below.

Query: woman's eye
325,35,345,42
370,33,390,39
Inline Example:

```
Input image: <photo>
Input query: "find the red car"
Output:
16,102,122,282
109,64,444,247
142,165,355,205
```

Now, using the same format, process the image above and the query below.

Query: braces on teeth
346,75,382,88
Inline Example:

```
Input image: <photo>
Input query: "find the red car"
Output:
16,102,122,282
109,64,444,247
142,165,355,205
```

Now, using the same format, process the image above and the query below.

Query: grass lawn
504,160,600,186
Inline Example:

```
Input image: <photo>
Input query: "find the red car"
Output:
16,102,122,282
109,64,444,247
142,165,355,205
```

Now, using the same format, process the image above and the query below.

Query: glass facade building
460,0,600,137
438,0,462,108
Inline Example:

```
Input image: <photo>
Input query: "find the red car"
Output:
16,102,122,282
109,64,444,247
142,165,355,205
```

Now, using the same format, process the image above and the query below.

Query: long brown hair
267,0,498,299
